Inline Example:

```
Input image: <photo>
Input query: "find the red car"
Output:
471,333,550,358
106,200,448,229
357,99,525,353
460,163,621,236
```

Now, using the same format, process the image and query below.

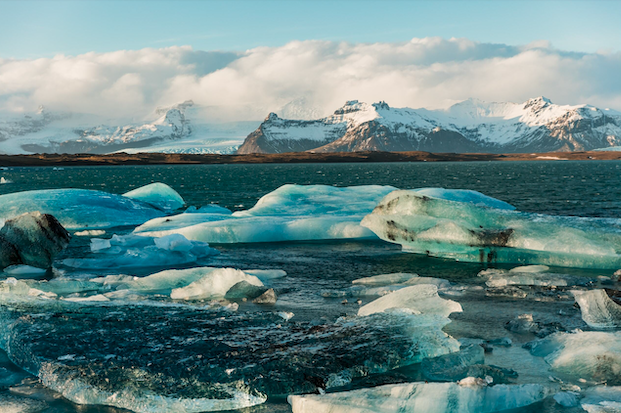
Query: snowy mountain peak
238,97,621,154
265,112,280,121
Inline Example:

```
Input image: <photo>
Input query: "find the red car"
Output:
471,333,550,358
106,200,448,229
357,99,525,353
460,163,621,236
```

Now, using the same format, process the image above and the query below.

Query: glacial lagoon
1,161,621,412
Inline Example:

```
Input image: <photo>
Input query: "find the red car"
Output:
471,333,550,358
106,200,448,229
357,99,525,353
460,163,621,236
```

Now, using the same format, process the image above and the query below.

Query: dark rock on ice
0,212,70,270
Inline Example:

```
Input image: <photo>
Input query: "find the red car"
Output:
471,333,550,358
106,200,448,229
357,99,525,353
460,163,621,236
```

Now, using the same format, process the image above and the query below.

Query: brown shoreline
0,150,620,166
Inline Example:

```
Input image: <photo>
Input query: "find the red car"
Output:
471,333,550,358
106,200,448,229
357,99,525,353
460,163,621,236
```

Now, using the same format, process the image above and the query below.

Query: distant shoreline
0,150,620,166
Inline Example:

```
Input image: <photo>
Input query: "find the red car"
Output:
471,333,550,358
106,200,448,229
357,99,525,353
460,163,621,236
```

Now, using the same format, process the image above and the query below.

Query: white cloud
1,38,621,121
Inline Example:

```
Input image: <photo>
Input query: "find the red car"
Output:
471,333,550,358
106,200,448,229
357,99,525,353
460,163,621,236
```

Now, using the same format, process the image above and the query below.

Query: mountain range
1,97,620,155
237,98,621,154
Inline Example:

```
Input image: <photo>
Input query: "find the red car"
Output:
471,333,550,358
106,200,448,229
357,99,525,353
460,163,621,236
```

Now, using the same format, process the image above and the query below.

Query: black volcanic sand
0,150,620,166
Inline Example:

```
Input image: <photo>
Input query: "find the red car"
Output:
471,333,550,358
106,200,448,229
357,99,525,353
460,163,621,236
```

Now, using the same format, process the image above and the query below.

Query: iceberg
170,268,264,300
0,183,175,229
0,212,70,270
582,386,621,413
528,330,621,384
133,185,512,244
362,189,621,269
287,381,548,413
358,284,462,317
572,289,621,329
61,233,218,270
123,182,185,211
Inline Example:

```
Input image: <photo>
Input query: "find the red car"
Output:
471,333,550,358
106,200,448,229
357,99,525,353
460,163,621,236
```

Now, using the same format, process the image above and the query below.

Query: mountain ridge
237,98,621,154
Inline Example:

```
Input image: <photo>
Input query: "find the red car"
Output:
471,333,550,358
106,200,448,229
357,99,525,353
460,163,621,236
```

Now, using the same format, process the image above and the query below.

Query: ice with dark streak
362,189,621,269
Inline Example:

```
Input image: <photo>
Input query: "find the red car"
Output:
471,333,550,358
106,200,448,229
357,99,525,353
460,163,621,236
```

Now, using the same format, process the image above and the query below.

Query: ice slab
0,298,459,411
528,330,621,384
572,289,621,329
61,233,218,270
362,189,621,269
134,185,512,244
0,184,172,229
123,182,185,211
171,268,264,300
352,273,421,286
358,284,462,317
288,381,548,413
479,267,592,288
582,386,621,413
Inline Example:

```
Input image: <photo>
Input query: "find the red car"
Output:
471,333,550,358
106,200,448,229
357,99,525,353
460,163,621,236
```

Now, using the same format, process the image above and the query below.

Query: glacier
362,189,621,269
287,381,549,413
133,185,514,244
0,182,184,230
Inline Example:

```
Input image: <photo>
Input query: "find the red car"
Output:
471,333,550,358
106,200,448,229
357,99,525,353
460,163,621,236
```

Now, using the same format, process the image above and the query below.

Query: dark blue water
0,161,619,413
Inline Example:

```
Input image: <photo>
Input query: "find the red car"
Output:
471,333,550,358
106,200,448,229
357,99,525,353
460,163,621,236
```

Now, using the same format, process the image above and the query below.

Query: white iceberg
528,330,621,383
170,268,264,300
358,284,462,317
0,183,176,229
288,381,548,413
572,289,621,329
123,182,185,211
362,189,621,269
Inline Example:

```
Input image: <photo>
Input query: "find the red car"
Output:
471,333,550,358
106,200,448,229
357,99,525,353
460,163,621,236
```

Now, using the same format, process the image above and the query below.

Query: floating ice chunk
362,190,621,269
0,177,12,184
63,234,218,270
528,330,621,383
74,229,106,236
123,182,185,211
421,344,485,381
3,265,47,276
353,273,420,286
62,294,110,302
171,268,264,300
287,381,548,413
244,269,287,281
0,186,166,229
509,265,550,273
554,391,580,407
572,289,621,329
582,386,621,413
358,284,462,317
186,205,232,214
0,393,47,412
414,188,516,210
134,184,397,243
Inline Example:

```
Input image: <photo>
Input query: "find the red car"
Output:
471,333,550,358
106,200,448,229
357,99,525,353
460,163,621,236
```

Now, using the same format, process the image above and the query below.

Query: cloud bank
1,37,621,122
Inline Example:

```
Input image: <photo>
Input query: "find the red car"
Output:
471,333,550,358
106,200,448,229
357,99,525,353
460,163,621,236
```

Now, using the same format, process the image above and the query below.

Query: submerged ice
362,189,621,269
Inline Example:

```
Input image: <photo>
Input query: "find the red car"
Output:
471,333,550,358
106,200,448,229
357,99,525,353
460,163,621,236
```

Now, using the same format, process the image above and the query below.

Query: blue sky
2,0,621,58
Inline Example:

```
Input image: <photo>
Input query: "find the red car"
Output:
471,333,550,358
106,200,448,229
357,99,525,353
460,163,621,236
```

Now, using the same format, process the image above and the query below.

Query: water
0,161,620,413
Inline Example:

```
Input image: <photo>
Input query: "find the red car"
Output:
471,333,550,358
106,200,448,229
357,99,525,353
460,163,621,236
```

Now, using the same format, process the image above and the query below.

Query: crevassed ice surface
362,189,621,269
287,382,548,413
123,182,185,211
0,185,169,229
133,185,513,244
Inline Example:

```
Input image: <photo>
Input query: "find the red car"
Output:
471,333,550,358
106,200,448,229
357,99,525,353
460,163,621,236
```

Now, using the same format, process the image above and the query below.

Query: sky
2,0,621,121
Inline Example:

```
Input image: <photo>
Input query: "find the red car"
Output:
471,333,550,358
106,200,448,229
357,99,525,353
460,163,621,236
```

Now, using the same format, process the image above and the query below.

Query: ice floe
0,183,180,229
582,386,621,412
572,289,621,329
362,189,621,269
123,182,185,211
357,284,462,317
287,381,548,413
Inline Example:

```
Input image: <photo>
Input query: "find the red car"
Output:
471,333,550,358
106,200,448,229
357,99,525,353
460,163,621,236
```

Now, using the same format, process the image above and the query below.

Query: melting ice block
362,190,621,269
171,268,264,300
582,386,621,413
0,183,174,229
133,185,509,244
358,284,462,317
287,381,548,413
123,182,185,211
62,233,218,270
528,330,621,384
572,289,621,329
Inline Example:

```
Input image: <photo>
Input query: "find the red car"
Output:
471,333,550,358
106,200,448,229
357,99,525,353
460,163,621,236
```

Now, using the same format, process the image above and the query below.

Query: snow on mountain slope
0,101,257,155
237,98,621,154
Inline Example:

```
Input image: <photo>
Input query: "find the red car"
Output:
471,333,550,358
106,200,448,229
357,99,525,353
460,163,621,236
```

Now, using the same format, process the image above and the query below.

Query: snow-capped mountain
0,101,256,155
237,98,621,154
